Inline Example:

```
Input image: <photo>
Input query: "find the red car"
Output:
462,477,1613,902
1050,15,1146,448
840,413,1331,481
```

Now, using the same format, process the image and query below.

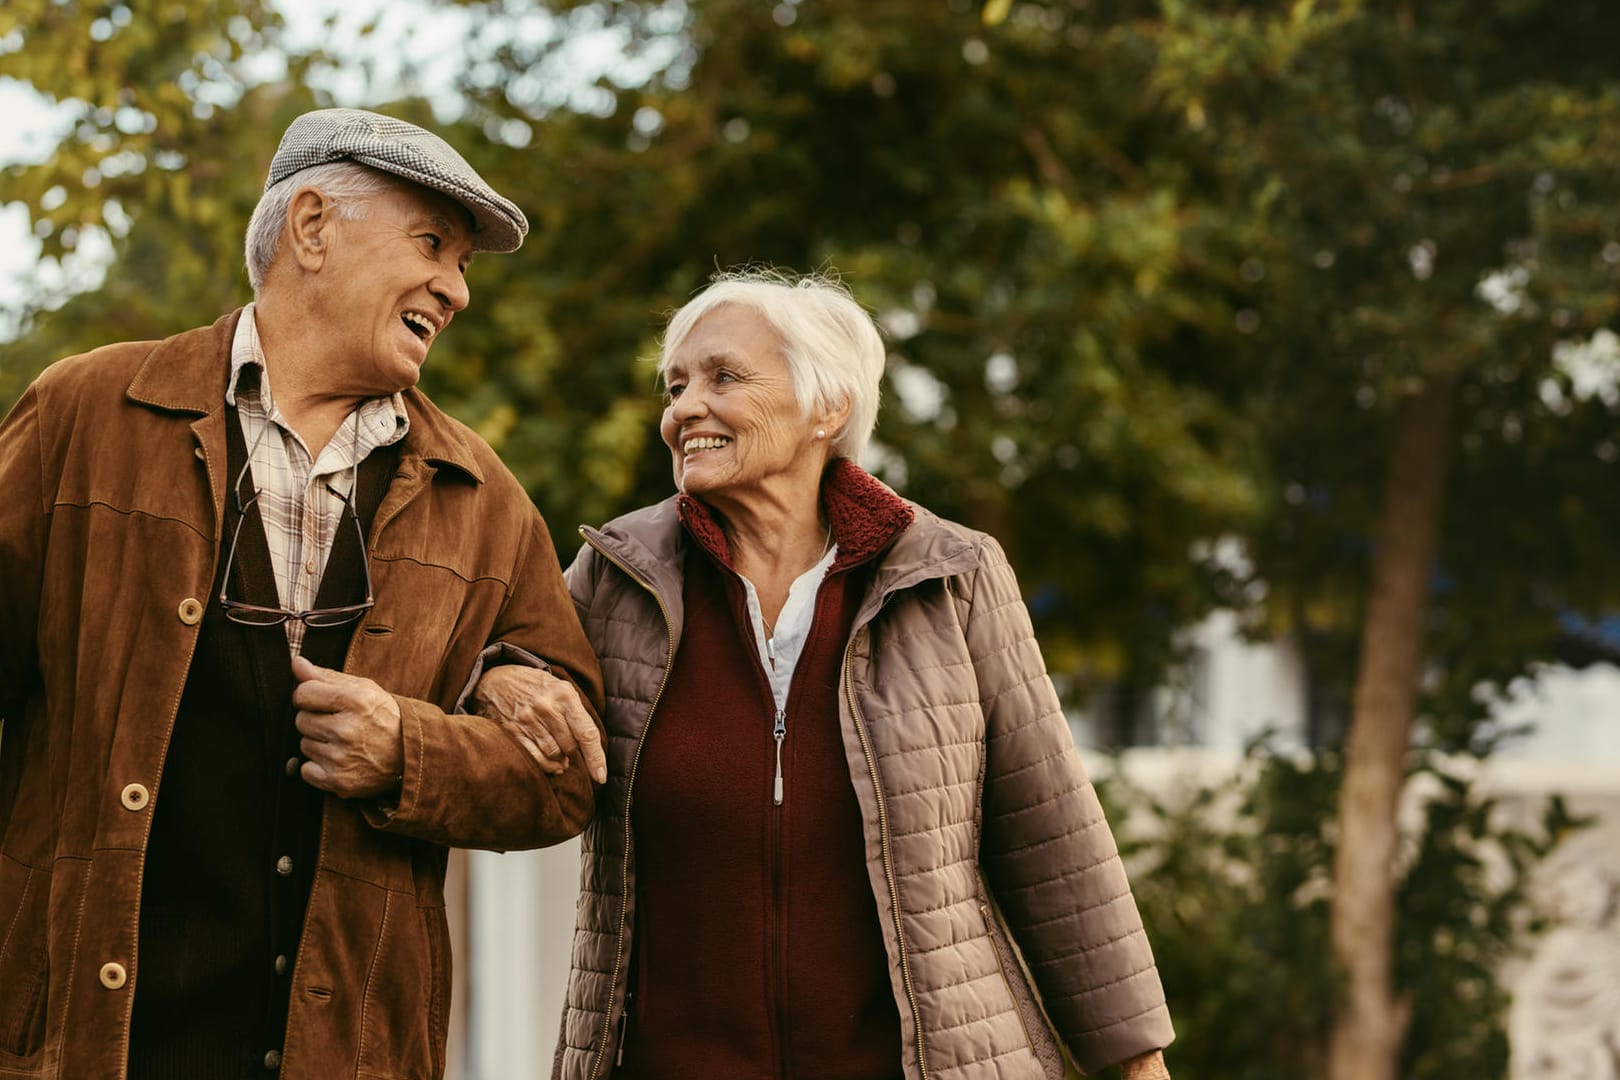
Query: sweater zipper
772,709,786,805
581,532,676,1080
844,640,929,1080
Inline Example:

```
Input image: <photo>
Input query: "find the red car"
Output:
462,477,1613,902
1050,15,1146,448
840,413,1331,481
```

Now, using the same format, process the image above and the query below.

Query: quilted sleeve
968,535,1174,1072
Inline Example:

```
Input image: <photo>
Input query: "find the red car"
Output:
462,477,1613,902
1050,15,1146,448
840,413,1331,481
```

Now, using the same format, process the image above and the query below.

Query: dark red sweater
615,462,914,1080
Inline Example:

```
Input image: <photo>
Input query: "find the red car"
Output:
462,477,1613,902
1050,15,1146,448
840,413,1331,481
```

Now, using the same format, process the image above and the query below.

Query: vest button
263,1048,282,1070
274,954,289,975
120,783,149,811
194,446,205,460
177,598,204,625
284,756,300,778
276,855,293,876
99,962,127,989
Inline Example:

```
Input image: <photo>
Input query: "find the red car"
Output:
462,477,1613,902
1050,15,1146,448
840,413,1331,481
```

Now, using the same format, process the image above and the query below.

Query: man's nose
434,269,470,314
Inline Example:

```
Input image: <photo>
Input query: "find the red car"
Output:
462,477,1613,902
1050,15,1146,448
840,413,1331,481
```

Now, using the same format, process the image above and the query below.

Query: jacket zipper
843,641,929,1080
772,709,786,805
582,533,676,1080
981,901,1036,1055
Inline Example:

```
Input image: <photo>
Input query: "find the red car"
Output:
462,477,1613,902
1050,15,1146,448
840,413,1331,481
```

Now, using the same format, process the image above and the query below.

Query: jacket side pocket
981,893,1072,1080
0,857,48,1058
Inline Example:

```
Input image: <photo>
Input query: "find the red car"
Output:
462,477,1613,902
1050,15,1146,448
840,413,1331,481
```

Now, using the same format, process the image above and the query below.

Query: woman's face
659,304,822,505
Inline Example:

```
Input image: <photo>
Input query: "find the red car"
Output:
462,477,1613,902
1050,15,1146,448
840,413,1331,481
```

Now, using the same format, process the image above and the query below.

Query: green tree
1141,3,1620,1075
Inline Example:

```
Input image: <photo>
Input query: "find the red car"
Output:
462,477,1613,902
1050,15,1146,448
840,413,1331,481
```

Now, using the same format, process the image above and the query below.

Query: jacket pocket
355,889,447,1080
981,898,1069,1080
0,857,48,1058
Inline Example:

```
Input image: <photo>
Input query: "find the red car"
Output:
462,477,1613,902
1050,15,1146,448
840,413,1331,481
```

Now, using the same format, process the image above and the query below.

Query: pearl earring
815,428,827,440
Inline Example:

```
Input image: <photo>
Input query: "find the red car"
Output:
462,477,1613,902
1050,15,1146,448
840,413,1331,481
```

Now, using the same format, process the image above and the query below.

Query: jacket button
99,962,128,989
120,783,150,811
177,598,204,625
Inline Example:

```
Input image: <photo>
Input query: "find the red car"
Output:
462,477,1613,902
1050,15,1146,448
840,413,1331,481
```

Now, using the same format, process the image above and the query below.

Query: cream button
120,783,150,811
276,855,293,876
274,954,289,975
177,598,204,625
304,559,316,575
263,1049,282,1070
99,962,127,989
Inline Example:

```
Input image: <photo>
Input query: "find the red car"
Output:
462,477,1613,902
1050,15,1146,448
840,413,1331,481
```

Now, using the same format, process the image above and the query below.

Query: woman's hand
1121,1050,1171,1080
469,664,607,783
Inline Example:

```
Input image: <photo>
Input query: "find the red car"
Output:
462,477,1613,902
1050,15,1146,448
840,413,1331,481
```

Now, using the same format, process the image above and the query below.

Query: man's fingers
292,677,353,714
291,655,338,683
294,708,340,741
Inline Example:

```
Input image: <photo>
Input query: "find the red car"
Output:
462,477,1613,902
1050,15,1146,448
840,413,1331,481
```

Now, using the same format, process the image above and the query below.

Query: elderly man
0,109,605,1079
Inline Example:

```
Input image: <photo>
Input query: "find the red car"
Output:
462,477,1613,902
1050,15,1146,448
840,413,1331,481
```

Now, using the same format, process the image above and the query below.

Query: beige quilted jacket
552,491,1173,1080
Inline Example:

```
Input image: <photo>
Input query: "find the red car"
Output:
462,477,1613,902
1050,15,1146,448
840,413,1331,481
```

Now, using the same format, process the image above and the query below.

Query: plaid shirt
226,304,409,655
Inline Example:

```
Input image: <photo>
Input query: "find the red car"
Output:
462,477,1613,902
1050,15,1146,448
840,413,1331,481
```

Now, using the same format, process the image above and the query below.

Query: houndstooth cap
265,108,527,253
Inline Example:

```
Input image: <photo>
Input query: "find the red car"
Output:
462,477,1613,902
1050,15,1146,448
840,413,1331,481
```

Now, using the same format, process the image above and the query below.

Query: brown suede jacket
554,463,1173,1080
0,311,603,1080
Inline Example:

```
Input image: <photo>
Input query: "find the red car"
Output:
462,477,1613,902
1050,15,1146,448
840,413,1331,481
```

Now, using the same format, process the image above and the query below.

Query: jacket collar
123,307,485,484
675,457,916,573
586,460,983,618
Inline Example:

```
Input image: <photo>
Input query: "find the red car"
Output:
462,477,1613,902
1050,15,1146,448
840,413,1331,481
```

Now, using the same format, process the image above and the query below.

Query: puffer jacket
553,469,1173,1080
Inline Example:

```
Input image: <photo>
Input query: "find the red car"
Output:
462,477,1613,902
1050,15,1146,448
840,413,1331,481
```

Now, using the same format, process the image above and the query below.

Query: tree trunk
1327,372,1459,1080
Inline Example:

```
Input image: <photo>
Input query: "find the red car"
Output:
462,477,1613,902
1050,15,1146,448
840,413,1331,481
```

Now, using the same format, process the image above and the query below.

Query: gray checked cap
265,108,527,253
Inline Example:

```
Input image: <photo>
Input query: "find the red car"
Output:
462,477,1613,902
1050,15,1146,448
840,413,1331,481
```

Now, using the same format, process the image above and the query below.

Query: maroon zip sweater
614,462,914,1080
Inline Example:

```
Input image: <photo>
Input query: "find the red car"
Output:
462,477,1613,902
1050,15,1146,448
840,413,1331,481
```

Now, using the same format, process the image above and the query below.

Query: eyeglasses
218,456,375,630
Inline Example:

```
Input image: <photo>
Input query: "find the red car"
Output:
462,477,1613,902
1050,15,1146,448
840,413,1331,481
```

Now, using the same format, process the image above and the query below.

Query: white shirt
740,543,839,712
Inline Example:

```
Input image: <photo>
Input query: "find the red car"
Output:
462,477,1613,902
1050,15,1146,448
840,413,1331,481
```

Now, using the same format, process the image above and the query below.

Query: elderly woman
481,270,1173,1079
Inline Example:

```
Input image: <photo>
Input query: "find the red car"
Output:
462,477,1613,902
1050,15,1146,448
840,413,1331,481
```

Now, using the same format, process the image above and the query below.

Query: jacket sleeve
967,535,1174,1072
0,385,47,724
365,512,606,851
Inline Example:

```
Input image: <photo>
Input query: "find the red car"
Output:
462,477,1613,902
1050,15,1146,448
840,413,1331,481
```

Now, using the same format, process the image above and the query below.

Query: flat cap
265,107,527,253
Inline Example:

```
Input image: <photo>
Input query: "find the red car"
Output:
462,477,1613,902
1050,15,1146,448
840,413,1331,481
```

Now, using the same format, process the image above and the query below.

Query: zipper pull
616,994,631,1066
772,710,786,805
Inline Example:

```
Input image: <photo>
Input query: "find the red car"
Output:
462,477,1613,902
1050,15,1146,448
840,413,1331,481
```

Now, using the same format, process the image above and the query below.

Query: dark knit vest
614,461,914,1080
127,403,397,1079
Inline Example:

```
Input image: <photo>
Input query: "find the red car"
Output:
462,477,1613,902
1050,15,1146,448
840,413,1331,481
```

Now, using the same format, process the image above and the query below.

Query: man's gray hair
243,162,399,294
659,269,886,462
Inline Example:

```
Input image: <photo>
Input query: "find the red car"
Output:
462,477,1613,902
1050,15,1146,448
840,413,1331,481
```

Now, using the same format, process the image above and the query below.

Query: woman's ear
285,187,334,272
820,395,855,444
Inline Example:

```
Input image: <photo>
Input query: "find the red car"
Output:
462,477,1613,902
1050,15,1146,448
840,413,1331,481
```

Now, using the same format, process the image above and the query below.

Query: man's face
312,182,475,396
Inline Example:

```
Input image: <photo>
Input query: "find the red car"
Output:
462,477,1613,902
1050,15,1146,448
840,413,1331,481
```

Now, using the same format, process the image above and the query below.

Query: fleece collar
675,458,916,573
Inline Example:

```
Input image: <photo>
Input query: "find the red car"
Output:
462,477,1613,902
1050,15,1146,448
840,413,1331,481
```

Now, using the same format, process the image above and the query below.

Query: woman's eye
665,384,685,400
715,370,735,384
424,233,442,251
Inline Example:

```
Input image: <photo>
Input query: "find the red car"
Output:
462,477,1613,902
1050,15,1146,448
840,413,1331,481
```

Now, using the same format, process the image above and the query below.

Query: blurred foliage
1100,744,1588,1078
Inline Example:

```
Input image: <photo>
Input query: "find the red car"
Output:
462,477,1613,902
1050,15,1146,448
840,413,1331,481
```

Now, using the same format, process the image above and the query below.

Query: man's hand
292,655,405,799
469,664,606,785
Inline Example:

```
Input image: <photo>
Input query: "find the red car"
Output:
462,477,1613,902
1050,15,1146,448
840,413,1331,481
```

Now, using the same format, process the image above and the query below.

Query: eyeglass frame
217,452,376,630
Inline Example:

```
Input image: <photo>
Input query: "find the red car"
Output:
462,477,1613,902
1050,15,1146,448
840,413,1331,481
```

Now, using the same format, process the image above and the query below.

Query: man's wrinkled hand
291,655,404,799
470,664,606,784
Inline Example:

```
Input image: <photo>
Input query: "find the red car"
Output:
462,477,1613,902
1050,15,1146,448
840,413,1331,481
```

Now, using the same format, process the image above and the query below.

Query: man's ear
285,187,334,272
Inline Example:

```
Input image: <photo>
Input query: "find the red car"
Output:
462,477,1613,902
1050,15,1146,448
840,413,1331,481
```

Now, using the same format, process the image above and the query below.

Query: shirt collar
225,301,410,445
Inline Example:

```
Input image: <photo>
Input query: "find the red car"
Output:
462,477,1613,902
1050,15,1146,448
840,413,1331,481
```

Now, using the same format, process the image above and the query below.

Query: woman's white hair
243,162,399,294
659,268,886,461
